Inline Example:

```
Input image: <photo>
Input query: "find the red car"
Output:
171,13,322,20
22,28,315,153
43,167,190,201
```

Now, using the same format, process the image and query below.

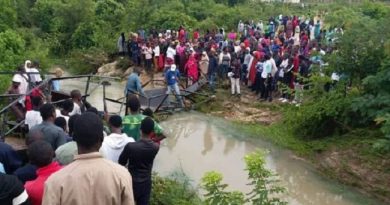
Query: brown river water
62,78,383,205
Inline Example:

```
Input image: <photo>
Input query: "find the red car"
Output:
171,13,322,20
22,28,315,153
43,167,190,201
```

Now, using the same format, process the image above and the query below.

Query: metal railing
0,73,120,140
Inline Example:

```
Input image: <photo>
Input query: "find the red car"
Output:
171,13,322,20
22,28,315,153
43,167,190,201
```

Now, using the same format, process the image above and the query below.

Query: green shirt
122,114,163,141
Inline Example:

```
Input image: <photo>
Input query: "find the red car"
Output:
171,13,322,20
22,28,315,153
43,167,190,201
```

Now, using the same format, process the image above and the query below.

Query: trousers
230,77,240,94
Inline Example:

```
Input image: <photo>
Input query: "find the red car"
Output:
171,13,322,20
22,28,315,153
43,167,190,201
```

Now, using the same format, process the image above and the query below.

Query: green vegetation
151,172,202,205
151,151,287,205
202,151,286,205
2,0,388,87
2,0,390,202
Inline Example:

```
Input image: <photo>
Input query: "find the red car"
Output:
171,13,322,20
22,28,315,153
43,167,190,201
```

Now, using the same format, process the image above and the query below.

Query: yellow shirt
42,152,134,205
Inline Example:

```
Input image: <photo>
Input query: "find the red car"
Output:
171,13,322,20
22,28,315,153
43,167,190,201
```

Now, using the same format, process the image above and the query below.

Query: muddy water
154,113,382,205
60,77,125,114
62,77,382,205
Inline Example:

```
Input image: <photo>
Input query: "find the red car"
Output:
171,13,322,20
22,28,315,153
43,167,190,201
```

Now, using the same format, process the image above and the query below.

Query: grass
232,120,387,159
151,172,202,205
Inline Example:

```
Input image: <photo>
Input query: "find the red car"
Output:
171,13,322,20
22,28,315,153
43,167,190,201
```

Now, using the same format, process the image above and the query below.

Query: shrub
151,172,202,205
202,151,286,205
116,58,132,71
67,48,108,75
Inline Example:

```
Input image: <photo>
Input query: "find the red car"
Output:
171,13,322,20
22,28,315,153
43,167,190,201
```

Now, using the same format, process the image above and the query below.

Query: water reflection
202,123,213,155
155,112,383,205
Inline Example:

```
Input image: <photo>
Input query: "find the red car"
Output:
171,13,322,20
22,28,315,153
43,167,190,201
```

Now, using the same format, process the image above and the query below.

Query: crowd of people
121,14,341,105
0,12,343,205
1,92,164,205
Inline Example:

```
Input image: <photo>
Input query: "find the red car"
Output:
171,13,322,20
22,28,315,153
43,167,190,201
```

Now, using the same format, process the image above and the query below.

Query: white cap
12,75,22,83
170,64,176,71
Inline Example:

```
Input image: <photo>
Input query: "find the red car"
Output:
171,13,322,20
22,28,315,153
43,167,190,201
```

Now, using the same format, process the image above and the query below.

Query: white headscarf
24,60,32,70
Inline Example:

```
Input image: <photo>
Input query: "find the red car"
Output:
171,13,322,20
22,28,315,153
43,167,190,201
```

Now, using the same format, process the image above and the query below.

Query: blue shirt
52,80,60,91
13,163,37,183
0,142,22,174
165,69,180,86
125,73,145,96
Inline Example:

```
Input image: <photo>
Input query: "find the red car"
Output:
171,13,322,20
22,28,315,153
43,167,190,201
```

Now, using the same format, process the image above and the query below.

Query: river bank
194,86,390,204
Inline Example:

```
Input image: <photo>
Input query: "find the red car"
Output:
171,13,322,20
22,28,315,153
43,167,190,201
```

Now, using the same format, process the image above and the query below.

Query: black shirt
0,142,22,174
0,173,29,205
118,139,159,183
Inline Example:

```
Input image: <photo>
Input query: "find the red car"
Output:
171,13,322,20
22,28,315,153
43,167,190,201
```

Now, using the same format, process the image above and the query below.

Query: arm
56,130,67,149
135,77,146,97
42,180,59,205
153,121,166,140
121,172,135,205
118,144,130,166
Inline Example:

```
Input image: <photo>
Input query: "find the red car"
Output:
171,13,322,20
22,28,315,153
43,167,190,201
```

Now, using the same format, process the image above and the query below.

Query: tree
0,0,17,32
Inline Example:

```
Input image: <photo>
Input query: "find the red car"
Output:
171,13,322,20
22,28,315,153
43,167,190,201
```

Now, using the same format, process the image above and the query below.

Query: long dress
199,54,209,77
185,54,199,84
248,51,261,85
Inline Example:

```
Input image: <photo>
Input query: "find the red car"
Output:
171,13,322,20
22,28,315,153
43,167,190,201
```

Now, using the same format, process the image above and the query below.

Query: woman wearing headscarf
199,51,209,78
117,33,126,56
185,51,199,85
248,51,262,86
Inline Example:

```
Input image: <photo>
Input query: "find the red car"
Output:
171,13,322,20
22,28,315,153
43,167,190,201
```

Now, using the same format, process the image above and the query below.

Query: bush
202,151,286,205
116,58,131,71
151,172,202,205
285,85,353,139
67,48,108,75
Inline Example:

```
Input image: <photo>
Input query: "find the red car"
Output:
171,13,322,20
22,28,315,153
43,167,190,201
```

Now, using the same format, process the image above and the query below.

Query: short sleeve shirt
122,114,163,141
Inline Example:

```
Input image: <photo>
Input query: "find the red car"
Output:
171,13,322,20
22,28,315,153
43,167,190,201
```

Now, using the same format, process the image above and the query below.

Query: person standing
69,90,85,116
143,43,153,75
25,96,43,130
119,117,159,205
229,58,241,96
152,42,160,71
207,49,218,94
26,60,42,86
184,50,199,85
0,173,29,205
124,68,146,97
122,95,164,141
218,47,231,81
118,32,126,57
166,43,176,65
165,64,184,107
29,103,67,150
25,141,62,205
42,113,135,205
199,51,209,78
100,115,135,162
0,142,22,174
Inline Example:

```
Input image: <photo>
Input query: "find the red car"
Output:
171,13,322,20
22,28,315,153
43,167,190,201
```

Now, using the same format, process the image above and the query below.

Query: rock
97,61,118,75
122,67,133,78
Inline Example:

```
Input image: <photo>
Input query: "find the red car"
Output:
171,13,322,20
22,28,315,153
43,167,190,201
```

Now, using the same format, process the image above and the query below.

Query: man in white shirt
166,43,176,65
26,61,42,85
25,96,43,130
100,115,134,163
55,99,74,131
69,90,84,116
153,43,160,70
12,66,29,96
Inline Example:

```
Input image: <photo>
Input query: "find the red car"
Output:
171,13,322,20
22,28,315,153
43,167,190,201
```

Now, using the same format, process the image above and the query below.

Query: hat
12,75,22,83
170,64,176,71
